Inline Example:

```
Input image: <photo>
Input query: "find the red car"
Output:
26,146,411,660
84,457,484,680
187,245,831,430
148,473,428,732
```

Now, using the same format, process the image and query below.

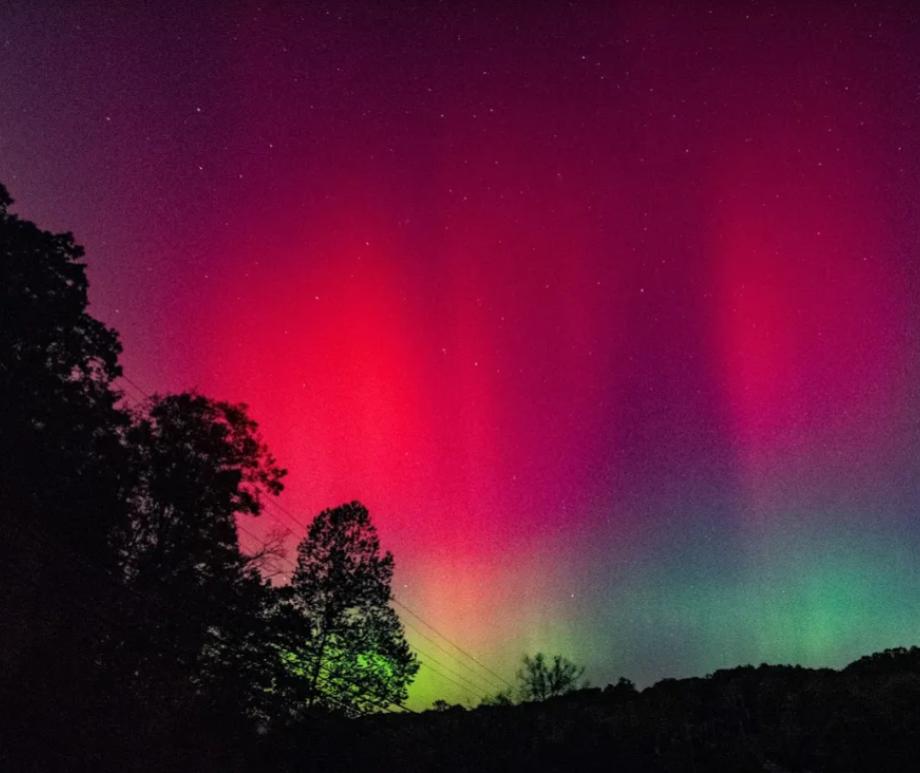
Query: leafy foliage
516,652,586,702
112,392,287,721
1,182,135,768
295,648,920,773
0,181,127,559
117,392,285,585
0,182,417,767
288,502,418,715
478,690,515,707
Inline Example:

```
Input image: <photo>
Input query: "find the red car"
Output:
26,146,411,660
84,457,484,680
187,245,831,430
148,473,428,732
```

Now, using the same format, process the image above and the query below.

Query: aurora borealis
3,2,920,709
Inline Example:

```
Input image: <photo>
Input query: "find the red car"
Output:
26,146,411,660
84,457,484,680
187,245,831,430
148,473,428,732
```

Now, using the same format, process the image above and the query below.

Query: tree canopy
0,181,419,767
288,501,419,715
0,181,126,560
516,653,587,702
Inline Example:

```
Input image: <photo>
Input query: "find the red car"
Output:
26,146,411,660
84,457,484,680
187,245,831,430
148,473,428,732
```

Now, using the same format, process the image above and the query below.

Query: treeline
0,182,417,770
7,180,920,772
308,648,920,773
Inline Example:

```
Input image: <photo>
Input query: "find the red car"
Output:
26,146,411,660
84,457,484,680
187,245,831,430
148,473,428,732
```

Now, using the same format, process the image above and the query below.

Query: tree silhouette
516,653,586,702
287,501,418,715
431,699,465,712
117,392,285,586
0,182,127,560
0,182,134,766
114,392,287,717
0,179,422,765
478,689,515,707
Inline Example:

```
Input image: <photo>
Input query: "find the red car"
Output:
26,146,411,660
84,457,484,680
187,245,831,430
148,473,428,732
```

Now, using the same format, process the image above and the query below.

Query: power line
233,514,494,701
245,497,515,696
256,498,513,691
250,504,506,697
113,373,514,697
416,661,478,704
118,374,151,404
317,666,415,715
13,382,416,718
409,645,496,695
11,519,408,717
393,598,515,691
402,622,505,693
259,498,310,534
262,495,309,533
227,515,493,703
258,501,512,691
120,373,152,398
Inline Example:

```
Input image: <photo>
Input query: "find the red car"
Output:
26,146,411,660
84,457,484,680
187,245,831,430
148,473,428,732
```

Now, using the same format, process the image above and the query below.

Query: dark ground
252,647,920,773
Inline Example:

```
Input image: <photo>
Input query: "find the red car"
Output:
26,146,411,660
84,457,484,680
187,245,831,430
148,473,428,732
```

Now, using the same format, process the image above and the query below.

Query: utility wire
409,645,496,695
22,378,414,715
119,374,154,400
401,623,504,694
392,598,515,691
252,505,505,698
229,519,487,703
259,498,512,692
11,519,407,716
114,373,514,698
416,661,477,703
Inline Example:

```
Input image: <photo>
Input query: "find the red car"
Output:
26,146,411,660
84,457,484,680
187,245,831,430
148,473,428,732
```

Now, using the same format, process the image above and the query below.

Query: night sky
3,1,920,708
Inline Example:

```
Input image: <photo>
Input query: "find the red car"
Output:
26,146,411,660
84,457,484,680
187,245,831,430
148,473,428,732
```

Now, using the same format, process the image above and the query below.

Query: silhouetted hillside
5,176,920,773
255,647,920,773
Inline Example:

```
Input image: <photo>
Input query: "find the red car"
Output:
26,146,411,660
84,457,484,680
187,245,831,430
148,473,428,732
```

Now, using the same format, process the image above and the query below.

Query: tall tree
115,392,287,716
0,180,297,763
119,392,285,585
516,653,586,702
0,182,127,560
0,182,132,766
288,502,418,715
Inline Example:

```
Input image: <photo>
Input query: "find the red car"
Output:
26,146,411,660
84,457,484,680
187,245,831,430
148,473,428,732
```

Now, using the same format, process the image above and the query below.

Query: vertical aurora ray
2,1,920,709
